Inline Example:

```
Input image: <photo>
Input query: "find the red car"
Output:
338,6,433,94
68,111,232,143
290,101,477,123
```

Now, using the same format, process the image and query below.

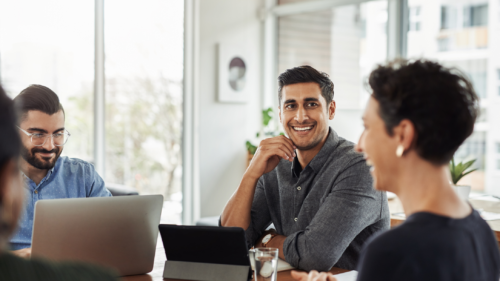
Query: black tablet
158,224,250,266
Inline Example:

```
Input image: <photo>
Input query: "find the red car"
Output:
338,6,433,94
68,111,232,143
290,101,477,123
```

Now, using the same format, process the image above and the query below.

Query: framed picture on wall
217,42,249,103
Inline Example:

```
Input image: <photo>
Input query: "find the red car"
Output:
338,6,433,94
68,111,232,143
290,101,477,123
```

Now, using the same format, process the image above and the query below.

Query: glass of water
254,248,279,281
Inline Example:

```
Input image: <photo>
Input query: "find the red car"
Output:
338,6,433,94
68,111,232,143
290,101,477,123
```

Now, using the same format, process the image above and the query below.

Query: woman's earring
396,145,404,157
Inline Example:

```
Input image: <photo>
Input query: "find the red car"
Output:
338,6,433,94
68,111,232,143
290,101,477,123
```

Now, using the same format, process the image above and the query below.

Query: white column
262,0,278,130
183,0,200,225
387,0,408,59
94,0,105,176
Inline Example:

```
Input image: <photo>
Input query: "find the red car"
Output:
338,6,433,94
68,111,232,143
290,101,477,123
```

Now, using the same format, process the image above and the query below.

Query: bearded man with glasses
10,84,111,257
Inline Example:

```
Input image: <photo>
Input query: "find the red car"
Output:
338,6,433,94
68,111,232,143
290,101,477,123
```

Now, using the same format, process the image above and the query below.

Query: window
437,3,488,51
409,6,422,31
0,0,184,223
0,0,94,161
497,143,500,170
104,0,183,222
442,60,487,99
455,132,486,168
463,4,488,27
477,108,488,123
407,0,497,191
441,6,457,29
278,1,387,113
498,69,500,96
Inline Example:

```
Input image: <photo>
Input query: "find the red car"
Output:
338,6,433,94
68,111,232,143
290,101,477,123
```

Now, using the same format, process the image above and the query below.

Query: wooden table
389,197,500,242
123,196,500,280
122,243,349,281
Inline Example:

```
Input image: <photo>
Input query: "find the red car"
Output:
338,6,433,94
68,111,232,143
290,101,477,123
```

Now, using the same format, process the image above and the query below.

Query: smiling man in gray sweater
221,66,389,271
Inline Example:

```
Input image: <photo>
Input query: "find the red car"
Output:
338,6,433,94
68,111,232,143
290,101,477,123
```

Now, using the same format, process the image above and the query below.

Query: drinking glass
254,248,279,281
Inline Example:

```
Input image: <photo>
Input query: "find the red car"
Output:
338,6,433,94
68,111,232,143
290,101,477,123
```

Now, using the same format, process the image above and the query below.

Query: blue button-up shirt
9,156,112,250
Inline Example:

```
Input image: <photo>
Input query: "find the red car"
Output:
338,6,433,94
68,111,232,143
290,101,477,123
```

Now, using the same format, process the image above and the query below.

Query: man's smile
37,152,55,158
290,124,316,136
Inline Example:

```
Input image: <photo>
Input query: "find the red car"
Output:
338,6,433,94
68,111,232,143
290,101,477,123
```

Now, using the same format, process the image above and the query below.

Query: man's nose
294,106,309,123
42,135,56,151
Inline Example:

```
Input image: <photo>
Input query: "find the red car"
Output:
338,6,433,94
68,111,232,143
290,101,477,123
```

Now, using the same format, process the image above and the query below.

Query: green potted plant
449,157,477,201
246,108,284,166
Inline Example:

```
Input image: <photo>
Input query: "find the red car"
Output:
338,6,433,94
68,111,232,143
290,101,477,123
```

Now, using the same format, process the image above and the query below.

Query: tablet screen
159,224,250,266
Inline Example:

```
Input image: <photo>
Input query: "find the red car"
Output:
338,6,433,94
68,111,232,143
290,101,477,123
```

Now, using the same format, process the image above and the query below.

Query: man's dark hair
13,84,64,122
369,59,479,165
0,85,20,169
278,65,334,106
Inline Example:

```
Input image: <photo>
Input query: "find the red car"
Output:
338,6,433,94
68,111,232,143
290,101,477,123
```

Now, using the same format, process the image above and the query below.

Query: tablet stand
163,260,251,281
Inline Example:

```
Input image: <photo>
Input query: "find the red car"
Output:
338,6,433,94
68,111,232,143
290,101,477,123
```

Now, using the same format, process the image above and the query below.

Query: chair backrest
106,183,139,196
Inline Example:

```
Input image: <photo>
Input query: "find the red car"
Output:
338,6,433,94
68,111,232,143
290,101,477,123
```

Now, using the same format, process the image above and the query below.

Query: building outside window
498,69,500,96
463,4,488,27
441,5,457,30
497,143,500,170
409,6,422,31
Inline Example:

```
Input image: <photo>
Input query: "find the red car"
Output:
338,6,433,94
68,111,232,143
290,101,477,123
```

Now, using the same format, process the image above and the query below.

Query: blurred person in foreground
0,85,118,280
10,85,111,256
221,65,389,271
291,60,500,281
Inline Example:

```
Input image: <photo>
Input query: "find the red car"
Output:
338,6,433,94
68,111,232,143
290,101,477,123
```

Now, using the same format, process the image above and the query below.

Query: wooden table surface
122,244,350,281
389,197,500,241
123,196,500,281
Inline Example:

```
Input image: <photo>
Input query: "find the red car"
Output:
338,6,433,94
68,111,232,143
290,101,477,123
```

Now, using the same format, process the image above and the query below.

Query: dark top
0,252,119,281
244,128,390,271
357,210,500,281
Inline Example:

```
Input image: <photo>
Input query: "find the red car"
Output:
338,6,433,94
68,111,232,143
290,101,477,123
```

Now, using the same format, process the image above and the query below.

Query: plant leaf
449,156,478,185
454,163,464,182
246,141,257,155
262,108,273,127
462,159,476,172
461,169,478,179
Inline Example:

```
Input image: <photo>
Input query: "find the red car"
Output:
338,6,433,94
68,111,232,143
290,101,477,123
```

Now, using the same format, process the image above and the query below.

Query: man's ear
328,100,336,120
278,106,282,123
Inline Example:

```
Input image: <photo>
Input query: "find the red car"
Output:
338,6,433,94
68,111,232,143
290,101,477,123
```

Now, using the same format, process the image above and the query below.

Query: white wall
198,0,262,217
329,109,364,144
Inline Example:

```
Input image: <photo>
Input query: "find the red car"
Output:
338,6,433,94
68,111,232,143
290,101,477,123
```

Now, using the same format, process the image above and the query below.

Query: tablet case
159,224,252,281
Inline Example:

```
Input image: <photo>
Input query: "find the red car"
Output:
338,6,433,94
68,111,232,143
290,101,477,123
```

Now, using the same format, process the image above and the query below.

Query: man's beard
20,145,62,170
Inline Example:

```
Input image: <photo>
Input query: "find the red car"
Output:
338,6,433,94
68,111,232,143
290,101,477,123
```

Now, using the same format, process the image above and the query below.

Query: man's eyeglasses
18,127,71,147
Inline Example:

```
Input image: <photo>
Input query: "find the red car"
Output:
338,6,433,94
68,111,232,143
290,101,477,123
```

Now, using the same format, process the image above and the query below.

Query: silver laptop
31,194,163,276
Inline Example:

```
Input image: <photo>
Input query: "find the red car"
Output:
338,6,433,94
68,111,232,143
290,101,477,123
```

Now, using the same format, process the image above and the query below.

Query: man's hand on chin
291,270,337,281
12,247,31,259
